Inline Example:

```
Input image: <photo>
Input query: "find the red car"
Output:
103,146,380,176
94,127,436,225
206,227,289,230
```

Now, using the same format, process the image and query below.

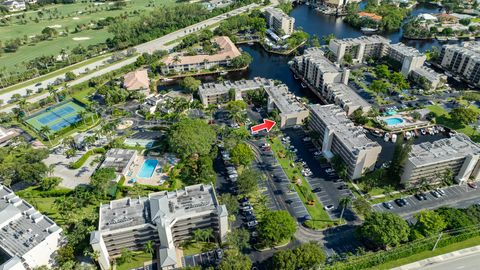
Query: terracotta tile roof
358,12,383,21
164,36,241,66
123,69,149,91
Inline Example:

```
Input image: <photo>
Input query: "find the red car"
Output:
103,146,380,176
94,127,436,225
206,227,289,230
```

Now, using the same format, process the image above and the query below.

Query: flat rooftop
264,84,307,115
98,184,220,232
100,148,136,173
327,83,371,109
408,134,480,166
0,185,61,257
309,104,380,152
199,77,274,97
412,66,445,81
331,35,390,46
265,7,292,20
301,47,341,73
389,42,423,57
444,41,480,59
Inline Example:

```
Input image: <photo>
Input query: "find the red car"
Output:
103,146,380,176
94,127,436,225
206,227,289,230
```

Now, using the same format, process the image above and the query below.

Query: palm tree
48,86,58,102
47,164,55,176
78,110,87,125
18,98,30,115
202,228,214,243
193,229,203,243
39,125,52,143
339,196,352,222
144,240,154,255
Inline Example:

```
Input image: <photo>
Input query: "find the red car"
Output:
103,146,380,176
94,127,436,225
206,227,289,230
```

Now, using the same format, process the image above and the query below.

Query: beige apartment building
401,134,480,187
264,7,295,35
309,104,382,179
328,35,390,64
323,83,371,115
439,42,480,88
387,43,426,76
90,184,228,270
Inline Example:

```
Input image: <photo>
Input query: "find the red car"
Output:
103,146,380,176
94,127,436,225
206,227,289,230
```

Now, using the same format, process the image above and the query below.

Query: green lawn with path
116,251,153,270
427,104,479,142
270,137,334,229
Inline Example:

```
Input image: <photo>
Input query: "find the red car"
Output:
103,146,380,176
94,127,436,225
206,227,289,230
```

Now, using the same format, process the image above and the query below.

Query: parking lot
373,184,480,219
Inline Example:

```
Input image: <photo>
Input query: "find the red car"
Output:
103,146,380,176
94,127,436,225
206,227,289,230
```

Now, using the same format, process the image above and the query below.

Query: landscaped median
69,147,106,169
269,137,337,229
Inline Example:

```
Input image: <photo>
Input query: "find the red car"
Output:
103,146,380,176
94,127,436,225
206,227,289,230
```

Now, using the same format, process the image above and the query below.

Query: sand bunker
72,17,80,20
72,37,91,41
48,24,62,28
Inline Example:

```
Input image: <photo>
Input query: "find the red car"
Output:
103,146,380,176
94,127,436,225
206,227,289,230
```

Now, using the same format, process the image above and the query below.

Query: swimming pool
138,159,158,178
385,117,404,126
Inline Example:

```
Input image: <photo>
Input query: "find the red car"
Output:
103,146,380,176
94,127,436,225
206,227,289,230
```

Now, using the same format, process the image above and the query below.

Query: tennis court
25,100,87,133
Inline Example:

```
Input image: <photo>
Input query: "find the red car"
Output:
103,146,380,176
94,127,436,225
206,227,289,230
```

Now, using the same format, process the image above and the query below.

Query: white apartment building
401,134,480,187
323,83,371,115
309,104,382,179
439,42,480,88
328,35,390,64
264,7,295,35
409,66,447,90
198,77,308,128
293,47,349,92
0,185,63,270
387,43,426,76
90,184,228,270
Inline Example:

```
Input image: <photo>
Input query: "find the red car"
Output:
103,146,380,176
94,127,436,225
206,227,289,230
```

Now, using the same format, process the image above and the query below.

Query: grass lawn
270,137,334,229
116,251,153,270
427,105,479,142
368,235,480,270
180,241,217,256
0,0,179,72
369,192,404,205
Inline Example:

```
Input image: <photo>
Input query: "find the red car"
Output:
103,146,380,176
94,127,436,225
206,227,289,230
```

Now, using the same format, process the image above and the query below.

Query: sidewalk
392,244,480,270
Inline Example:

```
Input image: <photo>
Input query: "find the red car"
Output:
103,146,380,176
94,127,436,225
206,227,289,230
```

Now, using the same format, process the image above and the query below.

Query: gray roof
389,43,423,57
326,83,371,110
411,66,446,82
299,47,341,73
408,134,480,166
159,248,177,267
263,84,307,115
0,185,62,257
199,77,274,97
331,35,390,46
100,148,136,173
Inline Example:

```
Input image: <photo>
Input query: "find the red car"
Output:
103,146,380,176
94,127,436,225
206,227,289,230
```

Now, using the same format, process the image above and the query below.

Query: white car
303,137,311,142
324,205,334,211
313,151,322,156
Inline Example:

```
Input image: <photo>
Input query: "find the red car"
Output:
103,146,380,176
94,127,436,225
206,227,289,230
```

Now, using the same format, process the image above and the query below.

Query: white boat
405,131,412,140
162,78,174,82
248,42,254,45
384,133,390,142
220,71,228,75
361,27,378,34
391,134,398,143
421,129,426,135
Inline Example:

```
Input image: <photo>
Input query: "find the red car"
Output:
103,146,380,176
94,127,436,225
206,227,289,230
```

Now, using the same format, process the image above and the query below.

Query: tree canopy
259,210,297,246
0,144,49,186
90,168,116,197
236,168,261,195
217,249,252,270
450,107,479,126
231,143,254,166
358,212,410,249
168,118,216,158
180,77,201,93
414,210,446,237
272,242,326,270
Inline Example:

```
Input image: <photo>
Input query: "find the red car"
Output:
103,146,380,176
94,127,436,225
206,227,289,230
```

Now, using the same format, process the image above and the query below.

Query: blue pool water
138,159,158,178
385,118,404,126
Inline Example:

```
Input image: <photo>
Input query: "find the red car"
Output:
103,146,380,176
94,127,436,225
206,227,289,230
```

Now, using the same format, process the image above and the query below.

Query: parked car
215,249,223,260
394,198,408,207
303,137,311,142
240,205,253,212
324,204,334,211
468,182,478,189
414,193,428,201
430,190,441,198
312,187,322,193
247,220,258,228
382,202,394,209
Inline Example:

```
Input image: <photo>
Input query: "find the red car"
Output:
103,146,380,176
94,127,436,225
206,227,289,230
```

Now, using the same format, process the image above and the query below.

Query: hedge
69,147,105,169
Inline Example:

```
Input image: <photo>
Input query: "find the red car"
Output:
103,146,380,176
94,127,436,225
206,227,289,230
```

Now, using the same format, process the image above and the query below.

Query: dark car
414,193,427,201
312,187,322,193
394,198,408,207
382,202,394,209
431,190,441,198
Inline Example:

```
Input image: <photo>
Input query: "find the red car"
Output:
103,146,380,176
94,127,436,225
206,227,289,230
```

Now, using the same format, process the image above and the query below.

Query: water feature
138,159,159,178
384,117,404,126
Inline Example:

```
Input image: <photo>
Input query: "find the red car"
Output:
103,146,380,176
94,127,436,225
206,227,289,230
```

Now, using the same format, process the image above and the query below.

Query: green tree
435,207,475,230
90,167,116,198
180,76,201,93
272,242,326,270
339,196,353,221
230,52,252,68
388,135,412,185
40,176,62,191
219,193,239,215
237,168,261,195
351,108,368,125
144,240,154,255
414,210,446,237
231,143,254,166
118,249,133,264
65,71,77,81
352,197,372,218
358,212,410,249
168,118,216,158
56,245,75,265
226,228,250,251
376,64,391,79
450,107,479,126
259,210,296,247
217,249,252,270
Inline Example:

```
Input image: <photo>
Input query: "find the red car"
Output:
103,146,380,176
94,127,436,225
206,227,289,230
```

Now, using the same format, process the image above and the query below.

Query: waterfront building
292,47,349,92
323,83,371,115
198,77,308,128
387,43,426,76
328,35,390,64
0,185,63,270
161,36,241,74
409,66,447,90
323,0,350,9
401,134,480,187
439,42,480,88
309,104,381,179
90,184,228,270
264,7,295,35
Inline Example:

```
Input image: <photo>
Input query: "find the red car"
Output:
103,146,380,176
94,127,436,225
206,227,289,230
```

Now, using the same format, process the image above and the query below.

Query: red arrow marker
251,119,276,134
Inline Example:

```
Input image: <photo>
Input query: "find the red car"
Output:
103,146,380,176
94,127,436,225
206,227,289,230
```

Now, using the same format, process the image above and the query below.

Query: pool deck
124,155,167,187
378,111,431,133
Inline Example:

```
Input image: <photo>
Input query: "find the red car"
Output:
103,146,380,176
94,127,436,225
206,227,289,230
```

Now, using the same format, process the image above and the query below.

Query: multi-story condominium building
328,35,390,64
309,104,382,179
292,47,349,93
198,77,308,128
401,134,480,187
323,83,371,115
387,43,426,76
0,185,63,270
90,184,228,270
439,42,480,88
161,36,241,74
264,7,295,35
409,66,447,90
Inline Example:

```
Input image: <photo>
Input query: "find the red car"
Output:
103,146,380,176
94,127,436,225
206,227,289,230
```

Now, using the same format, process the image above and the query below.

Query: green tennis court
25,100,87,133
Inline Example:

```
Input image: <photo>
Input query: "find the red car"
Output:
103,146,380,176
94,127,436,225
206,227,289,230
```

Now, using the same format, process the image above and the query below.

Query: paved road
0,3,259,112
421,252,480,270
373,184,480,219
